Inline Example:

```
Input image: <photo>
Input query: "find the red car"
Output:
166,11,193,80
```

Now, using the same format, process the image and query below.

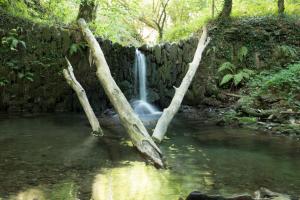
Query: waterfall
134,50,147,101
132,49,161,117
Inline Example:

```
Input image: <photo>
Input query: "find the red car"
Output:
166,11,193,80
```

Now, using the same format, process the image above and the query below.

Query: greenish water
0,114,299,200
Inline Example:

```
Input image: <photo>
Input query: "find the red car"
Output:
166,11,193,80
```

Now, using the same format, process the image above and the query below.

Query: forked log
63,57,103,136
152,26,211,142
77,19,164,167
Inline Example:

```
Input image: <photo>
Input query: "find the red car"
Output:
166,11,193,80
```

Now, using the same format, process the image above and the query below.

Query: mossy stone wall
0,9,135,113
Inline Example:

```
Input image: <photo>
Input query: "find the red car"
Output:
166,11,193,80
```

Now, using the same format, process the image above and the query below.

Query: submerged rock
254,188,294,200
185,192,252,200
184,188,297,200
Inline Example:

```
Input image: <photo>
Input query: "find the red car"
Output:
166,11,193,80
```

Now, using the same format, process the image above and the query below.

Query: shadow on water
0,114,300,199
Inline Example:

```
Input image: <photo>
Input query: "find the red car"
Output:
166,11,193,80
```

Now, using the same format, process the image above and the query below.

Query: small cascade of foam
132,49,161,118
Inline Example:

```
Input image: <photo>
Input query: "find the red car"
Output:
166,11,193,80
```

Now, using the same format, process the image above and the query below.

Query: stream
0,114,299,199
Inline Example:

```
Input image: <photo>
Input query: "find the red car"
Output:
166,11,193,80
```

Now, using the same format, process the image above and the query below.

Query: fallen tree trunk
152,26,210,142
63,58,103,136
77,19,164,167
239,106,275,118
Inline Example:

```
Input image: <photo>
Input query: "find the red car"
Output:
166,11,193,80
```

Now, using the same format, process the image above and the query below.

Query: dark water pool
0,114,299,200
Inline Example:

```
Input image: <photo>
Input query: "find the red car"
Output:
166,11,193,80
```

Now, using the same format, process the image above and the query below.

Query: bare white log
77,19,164,167
63,57,103,136
152,26,211,142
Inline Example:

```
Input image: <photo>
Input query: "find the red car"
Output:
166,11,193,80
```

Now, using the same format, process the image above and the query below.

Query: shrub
218,46,254,87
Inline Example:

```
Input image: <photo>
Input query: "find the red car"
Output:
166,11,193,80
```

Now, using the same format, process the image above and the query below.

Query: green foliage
218,46,254,87
219,68,254,86
163,0,213,41
232,0,300,17
234,69,254,85
237,46,248,62
218,62,235,73
220,74,234,86
4,59,34,82
68,42,85,56
165,0,300,42
247,62,300,109
164,17,210,42
233,72,244,86
0,77,9,86
262,63,300,94
1,0,300,43
276,45,297,58
89,0,143,45
1,28,26,51
49,182,78,199
0,0,78,24
238,117,257,124
0,28,35,84
206,46,217,56
18,71,34,82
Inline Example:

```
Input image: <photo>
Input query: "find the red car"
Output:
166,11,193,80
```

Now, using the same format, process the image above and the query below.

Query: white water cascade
132,49,161,117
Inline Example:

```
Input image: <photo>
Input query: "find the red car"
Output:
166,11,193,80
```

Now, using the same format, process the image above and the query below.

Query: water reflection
92,162,175,200
1,115,300,199
15,188,45,200
91,158,215,200
64,136,98,167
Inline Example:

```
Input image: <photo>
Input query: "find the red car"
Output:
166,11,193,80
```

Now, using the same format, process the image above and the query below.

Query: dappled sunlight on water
90,136,217,200
92,162,173,200
91,160,214,200
15,188,45,200
0,114,300,199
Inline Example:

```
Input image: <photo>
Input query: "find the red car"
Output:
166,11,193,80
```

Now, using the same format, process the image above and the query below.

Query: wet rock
185,188,297,200
139,44,148,52
147,89,160,103
185,192,252,200
154,45,162,64
254,188,294,200
0,11,136,114
202,97,222,107
7,105,22,113
168,43,178,61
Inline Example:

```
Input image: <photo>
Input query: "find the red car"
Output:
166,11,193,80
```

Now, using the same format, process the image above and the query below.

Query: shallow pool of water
0,114,299,199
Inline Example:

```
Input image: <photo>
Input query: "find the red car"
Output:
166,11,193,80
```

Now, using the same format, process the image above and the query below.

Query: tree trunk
212,0,215,18
158,27,163,42
152,26,210,143
77,19,164,167
218,0,232,19
63,58,103,136
278,0,285,15
77,0,98,23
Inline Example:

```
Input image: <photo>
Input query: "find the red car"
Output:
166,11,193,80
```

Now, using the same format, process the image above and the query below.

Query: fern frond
238,46,248,62
234,72,244,86
218,62,235,73
220,74,234,86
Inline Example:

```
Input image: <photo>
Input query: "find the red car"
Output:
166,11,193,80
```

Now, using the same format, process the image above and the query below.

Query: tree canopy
0,0,299,45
